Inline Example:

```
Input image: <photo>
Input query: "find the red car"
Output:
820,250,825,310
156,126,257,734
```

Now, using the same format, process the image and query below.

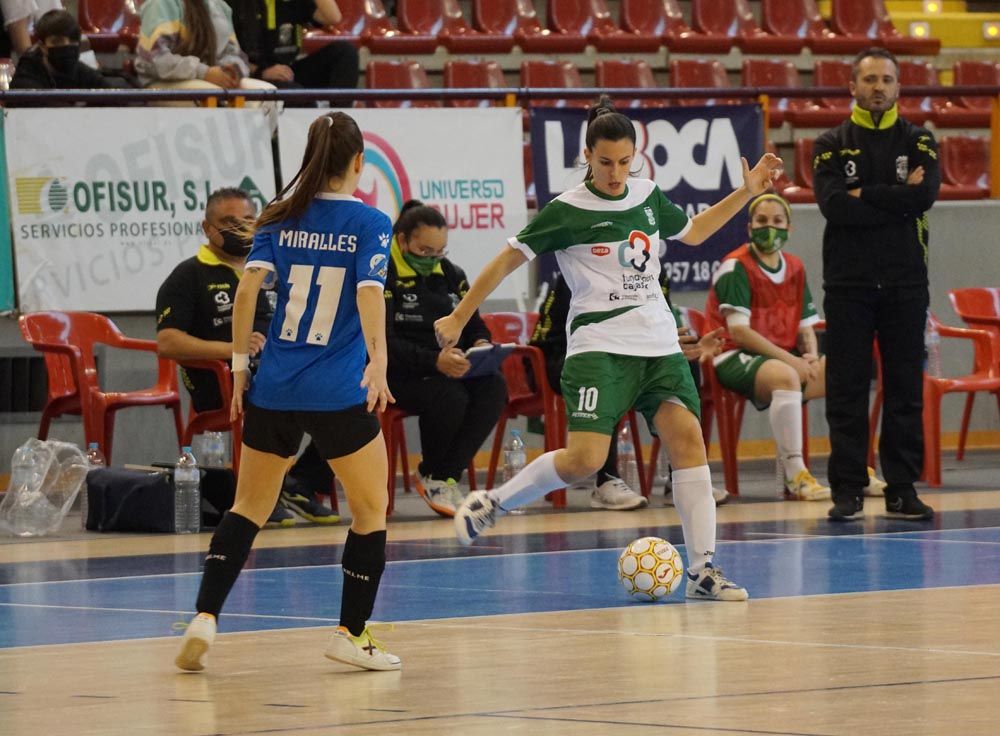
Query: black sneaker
828,495,863,522
884,493,934,520
280,490,340,524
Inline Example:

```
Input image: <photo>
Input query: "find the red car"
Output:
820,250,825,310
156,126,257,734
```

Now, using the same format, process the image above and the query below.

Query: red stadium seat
549,0,659,52
691,0,803,54
521,60,588,109
595,59,661,108
621,0,733,53
830,0,940,55
895,60,944,127
741,59,821,127
761,0,867,53
933,61,999,128
780,138,816,203
938,136,990,200
78,0,140,52
302,0,393,52
443,60,508,107
365,0,439,53
365,60,440,108
669,59,741,107
473,0,587,52
791,60,854,128
399,0,515,52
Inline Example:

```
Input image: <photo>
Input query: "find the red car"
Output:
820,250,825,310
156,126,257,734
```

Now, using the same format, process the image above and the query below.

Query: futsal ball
618,537,684,601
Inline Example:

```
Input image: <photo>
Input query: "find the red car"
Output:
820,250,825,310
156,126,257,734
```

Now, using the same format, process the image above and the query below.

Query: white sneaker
175,613,216,672
863,467,887,497
416,474,457,518
454,490,500,546
664,487,731,507
325,626,401,671
441,478,466,510
784,469,831,501
591,478,647,510
685,563,749,602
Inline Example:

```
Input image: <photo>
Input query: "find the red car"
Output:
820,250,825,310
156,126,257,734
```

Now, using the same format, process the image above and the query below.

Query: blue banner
529,105,763,291
0,113,14,312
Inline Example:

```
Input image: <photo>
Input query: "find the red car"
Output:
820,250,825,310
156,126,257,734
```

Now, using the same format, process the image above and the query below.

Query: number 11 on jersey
279,264,346,346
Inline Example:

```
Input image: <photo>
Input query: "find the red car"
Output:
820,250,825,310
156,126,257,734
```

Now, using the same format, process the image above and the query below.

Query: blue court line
2,529,1000,648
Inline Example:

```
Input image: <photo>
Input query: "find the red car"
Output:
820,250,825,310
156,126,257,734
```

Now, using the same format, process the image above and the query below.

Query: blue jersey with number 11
245,193,392,411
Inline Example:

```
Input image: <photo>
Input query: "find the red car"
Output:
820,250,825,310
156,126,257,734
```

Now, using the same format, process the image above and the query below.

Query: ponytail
583,95,637,181
393,199,447,241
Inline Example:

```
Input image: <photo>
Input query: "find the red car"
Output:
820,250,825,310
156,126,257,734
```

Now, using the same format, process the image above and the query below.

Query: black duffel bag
84,467,236,532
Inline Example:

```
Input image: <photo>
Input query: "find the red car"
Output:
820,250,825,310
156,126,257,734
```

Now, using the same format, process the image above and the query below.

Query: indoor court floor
1,451,999,735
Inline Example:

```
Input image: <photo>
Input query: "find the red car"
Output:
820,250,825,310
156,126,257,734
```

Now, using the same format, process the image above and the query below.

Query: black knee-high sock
596,440,620,486
195,512,259,618
339,529,387,636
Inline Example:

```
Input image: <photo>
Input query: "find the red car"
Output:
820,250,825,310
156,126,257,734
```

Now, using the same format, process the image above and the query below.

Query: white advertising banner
278,108,528,301
6,108,275,311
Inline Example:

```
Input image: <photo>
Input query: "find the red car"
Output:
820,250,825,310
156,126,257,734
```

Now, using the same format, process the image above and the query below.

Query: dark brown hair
583,95,637,181
176,0,217,67
255,112,365,232
393,199,447,240
851,47,899,80
35,9,81,42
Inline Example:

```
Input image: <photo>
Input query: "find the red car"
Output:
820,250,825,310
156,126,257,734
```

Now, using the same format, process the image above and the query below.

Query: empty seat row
778,135,991,203
77,0,941,56
365,58,1000,131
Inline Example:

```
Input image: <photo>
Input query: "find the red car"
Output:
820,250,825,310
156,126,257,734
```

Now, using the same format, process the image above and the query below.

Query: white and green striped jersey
509,178,691,358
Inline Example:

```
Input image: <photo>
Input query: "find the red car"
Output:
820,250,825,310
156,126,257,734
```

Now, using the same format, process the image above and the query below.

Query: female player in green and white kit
436,96,781,601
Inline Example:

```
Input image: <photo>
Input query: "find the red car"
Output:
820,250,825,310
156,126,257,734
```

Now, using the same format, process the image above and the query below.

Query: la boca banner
530,105,764,291
279,108,528,300
6,108,275,311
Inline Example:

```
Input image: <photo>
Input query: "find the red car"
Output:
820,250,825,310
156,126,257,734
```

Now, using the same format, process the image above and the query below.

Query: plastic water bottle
82,442,106,529
924,310,942,378
617,423,640,493
200,432,226,468
173,446,201,534
504,430,527,514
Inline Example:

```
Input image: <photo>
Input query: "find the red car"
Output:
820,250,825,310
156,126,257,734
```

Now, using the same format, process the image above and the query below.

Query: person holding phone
384,200,507,518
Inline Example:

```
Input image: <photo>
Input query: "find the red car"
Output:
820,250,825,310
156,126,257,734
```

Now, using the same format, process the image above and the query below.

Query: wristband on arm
232,353,250,372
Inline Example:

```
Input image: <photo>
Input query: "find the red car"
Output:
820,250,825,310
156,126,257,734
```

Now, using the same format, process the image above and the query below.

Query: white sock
769,389,806,480
487,452,565,511
671,465,716,575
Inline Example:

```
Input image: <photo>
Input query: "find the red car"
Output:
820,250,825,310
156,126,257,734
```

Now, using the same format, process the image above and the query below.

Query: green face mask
750,226,789,254
402,250,440,276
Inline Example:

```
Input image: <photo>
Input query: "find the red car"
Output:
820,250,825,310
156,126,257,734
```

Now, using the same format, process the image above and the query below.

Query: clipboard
462,343,516,379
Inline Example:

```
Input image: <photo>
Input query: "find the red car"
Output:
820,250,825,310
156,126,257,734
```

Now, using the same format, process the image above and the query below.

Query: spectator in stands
814,47,939,522
225,0,358,106
10,9,111,89
384,200,507,518
2,0,61,57
135,0,275,96
706,193,887,502
156,187,339,526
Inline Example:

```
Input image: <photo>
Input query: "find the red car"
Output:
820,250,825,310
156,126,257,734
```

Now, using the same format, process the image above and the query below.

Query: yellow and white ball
618,537,684,601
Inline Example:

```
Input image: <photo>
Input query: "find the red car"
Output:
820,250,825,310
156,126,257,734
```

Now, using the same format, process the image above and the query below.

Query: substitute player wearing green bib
437,96,782,601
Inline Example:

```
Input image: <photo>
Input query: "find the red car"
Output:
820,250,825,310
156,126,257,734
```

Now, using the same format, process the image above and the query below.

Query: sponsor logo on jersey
591,245,611,256
214,291,231,305
379,232,390,248
618,230,652,272
368,253,388,279
644,206,655,226
590,220,613,229
895,156,909,183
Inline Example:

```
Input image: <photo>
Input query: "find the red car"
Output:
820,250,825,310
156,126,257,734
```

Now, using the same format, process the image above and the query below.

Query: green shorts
715,350,806,410
560,351,700,436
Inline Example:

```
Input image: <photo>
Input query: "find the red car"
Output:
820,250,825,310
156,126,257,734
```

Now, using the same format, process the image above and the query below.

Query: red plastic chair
549,0,659,52
934,61,1000,128
363,0,439,52
741,59,819,128
395,0,514,52
780,137,816,204
177,359,243,475
301,0,392,52
896,60,941,127
938,136,990,201
78,0,140,52
595,59,660,108
830,0,940,55
520,60,588,110
365,60,440,108
443,60,508,108
790,61,854,128
920,316,1000,486
948,288,1000,459
18,311,184,463
473,0,587,52
691,0,803,54
669,59,741,107
761,0,866,53
621,0,733,53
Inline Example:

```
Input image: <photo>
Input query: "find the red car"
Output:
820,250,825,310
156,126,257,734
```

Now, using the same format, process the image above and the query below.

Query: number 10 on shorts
578,386,599,412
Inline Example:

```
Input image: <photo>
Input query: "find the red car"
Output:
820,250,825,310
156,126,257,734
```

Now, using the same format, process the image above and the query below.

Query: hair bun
399,199,424,214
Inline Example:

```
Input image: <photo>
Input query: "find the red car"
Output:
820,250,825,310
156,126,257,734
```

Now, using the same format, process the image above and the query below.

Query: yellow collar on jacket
196,244,242,276
851,104,898,130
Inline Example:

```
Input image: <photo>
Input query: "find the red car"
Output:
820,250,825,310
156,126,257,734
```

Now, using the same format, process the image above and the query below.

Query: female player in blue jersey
175,112,400,672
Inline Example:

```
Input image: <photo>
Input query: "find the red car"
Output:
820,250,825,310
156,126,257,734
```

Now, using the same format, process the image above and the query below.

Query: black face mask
46,45,80,75
219,228,252,257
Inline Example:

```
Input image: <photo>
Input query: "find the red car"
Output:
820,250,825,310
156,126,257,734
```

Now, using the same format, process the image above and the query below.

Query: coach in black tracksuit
813,47,939,522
